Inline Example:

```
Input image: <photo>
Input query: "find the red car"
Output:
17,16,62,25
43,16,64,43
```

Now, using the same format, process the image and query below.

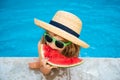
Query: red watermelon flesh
40,44,83,67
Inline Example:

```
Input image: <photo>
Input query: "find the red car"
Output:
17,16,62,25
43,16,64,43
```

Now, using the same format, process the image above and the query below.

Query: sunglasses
44,33,71,48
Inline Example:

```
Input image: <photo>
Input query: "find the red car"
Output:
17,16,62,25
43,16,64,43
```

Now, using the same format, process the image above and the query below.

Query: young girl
29,10,89,75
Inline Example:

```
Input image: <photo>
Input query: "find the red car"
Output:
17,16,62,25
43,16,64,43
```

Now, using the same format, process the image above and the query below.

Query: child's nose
49,42,57,49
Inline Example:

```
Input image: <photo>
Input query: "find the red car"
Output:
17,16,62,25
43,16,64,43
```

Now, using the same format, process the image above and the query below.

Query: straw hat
34,10,89,48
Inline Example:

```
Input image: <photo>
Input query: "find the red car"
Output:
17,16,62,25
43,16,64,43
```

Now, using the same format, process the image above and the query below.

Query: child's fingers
46,64,55,70
42,58,49,63
42,58,48,66
51,66,58,69
46,64,58,69
41,58,57,69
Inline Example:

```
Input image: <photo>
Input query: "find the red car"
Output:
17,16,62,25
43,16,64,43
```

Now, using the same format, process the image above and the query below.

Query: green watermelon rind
40,44,84,68
45,60,84,68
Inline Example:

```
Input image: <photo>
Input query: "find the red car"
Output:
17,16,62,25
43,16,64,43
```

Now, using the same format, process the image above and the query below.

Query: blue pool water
0,0,120,57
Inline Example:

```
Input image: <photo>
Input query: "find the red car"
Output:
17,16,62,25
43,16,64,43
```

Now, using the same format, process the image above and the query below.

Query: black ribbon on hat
49,20,79,38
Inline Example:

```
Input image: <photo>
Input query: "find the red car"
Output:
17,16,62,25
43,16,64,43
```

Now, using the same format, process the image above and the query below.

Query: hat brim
34,18,89,48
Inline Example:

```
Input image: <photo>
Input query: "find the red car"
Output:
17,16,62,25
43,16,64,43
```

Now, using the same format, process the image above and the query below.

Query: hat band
49,20,79,37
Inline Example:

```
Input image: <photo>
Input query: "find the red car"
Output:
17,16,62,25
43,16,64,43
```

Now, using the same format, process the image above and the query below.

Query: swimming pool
0,0,120,57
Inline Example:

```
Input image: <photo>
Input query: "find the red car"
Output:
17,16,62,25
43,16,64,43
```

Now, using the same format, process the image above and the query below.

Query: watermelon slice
40,44,84,67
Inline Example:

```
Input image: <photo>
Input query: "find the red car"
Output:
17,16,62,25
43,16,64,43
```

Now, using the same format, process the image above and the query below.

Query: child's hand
40,58,57,75
42,58,58,68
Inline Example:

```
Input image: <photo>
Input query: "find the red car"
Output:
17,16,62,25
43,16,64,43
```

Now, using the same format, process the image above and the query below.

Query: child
29,10,89,75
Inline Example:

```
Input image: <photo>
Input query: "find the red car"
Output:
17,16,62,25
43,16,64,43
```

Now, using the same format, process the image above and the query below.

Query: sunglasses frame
44,32,71,48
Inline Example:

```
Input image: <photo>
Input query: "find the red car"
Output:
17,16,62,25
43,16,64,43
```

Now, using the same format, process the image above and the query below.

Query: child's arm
29,41,43,69
38,41,53,75
29,41,57,75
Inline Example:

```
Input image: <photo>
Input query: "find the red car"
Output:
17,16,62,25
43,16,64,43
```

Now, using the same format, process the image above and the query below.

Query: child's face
45,32,67,52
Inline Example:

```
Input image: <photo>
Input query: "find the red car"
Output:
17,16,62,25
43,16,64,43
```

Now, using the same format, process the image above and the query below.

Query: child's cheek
57,47,65,52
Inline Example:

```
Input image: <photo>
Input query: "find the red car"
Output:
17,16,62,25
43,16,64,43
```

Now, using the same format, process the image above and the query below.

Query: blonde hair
40,32,80,58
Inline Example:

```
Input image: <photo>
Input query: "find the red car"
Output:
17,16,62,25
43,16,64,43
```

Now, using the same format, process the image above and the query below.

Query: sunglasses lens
55,41,64,48
45,35,52,43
